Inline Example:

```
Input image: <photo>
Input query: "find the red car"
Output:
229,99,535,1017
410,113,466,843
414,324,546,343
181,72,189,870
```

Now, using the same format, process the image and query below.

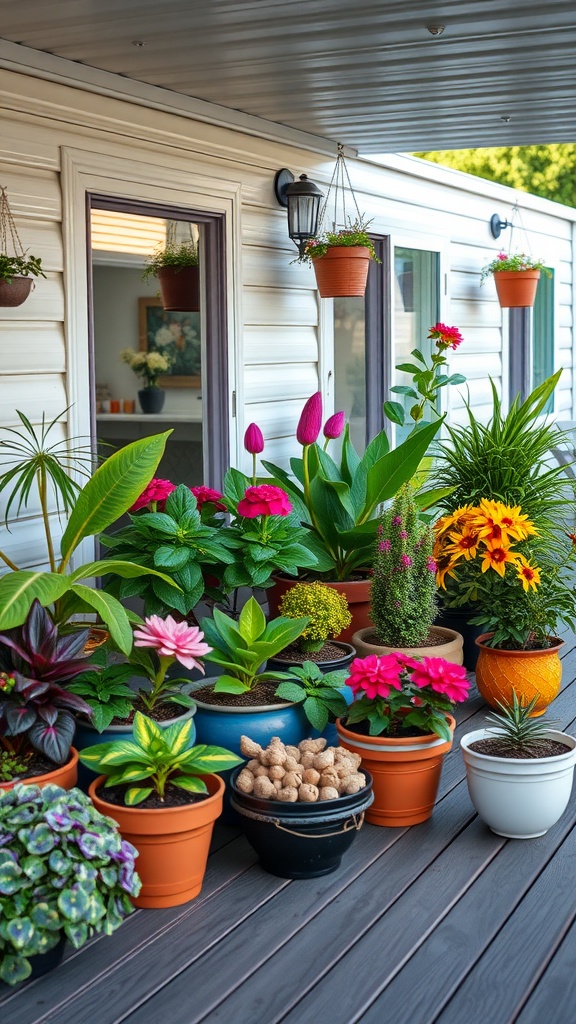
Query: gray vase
138,387,165,414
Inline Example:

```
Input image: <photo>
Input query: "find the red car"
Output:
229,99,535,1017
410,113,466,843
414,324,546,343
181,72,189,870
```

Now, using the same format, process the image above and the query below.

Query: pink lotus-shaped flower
297,392,323,446
244,423,264,455
130,478,176,512
133,615,212,671
237,484,292,517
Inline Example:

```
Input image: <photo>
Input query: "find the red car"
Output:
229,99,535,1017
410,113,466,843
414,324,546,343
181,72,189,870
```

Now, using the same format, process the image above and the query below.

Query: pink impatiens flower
133,615,212,671
347,654,404,700
237,484,292,518
428,322,464,351
191,485,226,511
408,657,470,703
130,478,176,512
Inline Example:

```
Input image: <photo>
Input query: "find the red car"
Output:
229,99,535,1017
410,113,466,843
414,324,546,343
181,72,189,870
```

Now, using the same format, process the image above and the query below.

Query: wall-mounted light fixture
274,169,324,257
490,213,510,239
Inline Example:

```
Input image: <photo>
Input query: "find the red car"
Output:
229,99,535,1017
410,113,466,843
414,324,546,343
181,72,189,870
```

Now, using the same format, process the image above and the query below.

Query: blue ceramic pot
74,705,196,792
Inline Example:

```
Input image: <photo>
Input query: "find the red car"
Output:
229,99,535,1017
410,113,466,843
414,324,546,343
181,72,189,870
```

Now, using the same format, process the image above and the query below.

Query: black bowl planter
230,767,374,879
267,640,356,672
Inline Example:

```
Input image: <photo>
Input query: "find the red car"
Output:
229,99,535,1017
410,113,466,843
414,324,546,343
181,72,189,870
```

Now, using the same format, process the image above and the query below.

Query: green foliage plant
278,582,352,652
0,413,179,651
384,322,466,429
480,251,552,285
299,219,380,266
484,691,556,755
370,484,438,647
0,782,140,985
67,652,138,733
0,253,46,283
200,596,310,694
78,710,242,806
275,662,349,731
142,240,199,281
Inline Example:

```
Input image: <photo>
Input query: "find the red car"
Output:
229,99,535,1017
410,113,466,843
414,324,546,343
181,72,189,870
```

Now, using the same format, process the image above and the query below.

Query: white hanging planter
460,727,576,838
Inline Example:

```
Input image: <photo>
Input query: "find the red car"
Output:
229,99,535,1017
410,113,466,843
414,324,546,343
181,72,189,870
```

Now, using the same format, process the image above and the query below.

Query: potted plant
230,735,373,878
69,612,211,787
0,601,94,790
0,186,46,308
480,251,552,308
298,219,380,298
119,347,172,414
0,782,140,985
336,651,470,826
0,411,178,647
271,581,354,668
433,496,576,715
432,372,574,668
142,237,199,312
352,484,463,664
460,693,576,838
81,711,242,907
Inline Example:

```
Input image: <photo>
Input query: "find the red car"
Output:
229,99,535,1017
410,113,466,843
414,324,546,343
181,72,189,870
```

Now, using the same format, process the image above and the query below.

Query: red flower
347,653,404,700
191,486,226,512
296,392,323,446
428,323,464,350
129,478,176,512
244,423,264,455
237,484,292,518
323,411,346,440
408,657,470,703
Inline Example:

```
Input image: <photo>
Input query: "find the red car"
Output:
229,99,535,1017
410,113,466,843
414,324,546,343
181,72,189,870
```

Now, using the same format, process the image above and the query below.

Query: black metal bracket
490,213,509,239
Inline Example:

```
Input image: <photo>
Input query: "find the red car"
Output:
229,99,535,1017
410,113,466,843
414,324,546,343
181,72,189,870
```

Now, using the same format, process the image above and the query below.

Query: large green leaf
0,571,70,630
359,419,441,522
68,585,134,654
238,597,266,645
68,559,180,586
60,432,171,566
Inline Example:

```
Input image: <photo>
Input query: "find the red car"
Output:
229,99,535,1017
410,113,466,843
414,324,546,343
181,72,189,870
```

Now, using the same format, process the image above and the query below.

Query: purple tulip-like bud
323,411,345,440
244,423,264,455
296,392,323,446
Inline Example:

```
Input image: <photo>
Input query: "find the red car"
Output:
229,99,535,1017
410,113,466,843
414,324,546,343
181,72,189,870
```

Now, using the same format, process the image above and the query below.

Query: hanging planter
142,220,200,312
0,185,46,308
298,145,380,298
492,268,541,308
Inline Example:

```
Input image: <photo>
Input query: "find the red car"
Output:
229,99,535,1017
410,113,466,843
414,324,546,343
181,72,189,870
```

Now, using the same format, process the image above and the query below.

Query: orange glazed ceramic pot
312,246,371,298
475,633,563,717
89,772,225,908
493,269,540,308
335,716,455,827
0,747,79,792
267,575,372,644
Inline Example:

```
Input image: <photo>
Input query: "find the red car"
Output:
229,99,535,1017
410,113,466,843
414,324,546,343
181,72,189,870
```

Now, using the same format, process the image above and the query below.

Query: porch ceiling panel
2,0,576,152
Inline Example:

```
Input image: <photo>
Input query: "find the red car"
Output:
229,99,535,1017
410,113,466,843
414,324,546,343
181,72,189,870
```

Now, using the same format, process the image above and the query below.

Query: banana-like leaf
0,572,70,630
68,559,180,587
60,432,171,566
68,584,134,654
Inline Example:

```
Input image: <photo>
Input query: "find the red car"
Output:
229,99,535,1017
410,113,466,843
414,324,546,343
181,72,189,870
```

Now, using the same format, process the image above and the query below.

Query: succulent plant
0,782,140,985
485,691,554,754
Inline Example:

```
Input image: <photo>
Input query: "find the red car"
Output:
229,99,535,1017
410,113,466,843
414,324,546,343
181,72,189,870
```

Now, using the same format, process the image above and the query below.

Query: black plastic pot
138,387,166,414
268,641,356,672
436,605,484,671
230,768,373,879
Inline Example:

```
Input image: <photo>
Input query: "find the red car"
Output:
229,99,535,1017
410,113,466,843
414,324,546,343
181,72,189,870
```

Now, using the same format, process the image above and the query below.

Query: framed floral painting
138,297,201,387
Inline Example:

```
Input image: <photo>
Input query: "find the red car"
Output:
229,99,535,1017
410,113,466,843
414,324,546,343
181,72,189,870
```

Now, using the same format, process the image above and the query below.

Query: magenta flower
133,615,212,671
244,423,264,455
378,538,391,552
347,654,404,700
191,485,226,511
428,322,464,351
400,554,413,568
408,657,470,703
130,478,176,512
323,411,345,440
237,484,292,518
392,516,402,526
296,392,323,446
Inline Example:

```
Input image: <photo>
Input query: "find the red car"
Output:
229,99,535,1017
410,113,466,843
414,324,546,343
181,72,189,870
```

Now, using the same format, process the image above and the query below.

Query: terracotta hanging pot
312,246,371,298
0,747,79,792
156,265,199,311
336,716,455,826
493,269,540,308
351,625,464,666
0,277,33,307
89,772,225,908
266,575,372,643
475,633,563,717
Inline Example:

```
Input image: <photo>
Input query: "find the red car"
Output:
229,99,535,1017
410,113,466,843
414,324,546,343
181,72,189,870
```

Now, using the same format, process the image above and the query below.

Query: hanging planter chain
0,186,26,259
318,144,364,234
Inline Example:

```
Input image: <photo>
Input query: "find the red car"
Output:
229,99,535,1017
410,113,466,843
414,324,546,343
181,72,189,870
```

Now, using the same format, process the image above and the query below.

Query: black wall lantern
274,169,324,257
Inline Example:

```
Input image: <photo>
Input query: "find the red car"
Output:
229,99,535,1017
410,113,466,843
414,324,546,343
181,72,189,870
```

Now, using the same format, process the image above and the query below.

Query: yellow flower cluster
279,582,351,644
433,499,541,593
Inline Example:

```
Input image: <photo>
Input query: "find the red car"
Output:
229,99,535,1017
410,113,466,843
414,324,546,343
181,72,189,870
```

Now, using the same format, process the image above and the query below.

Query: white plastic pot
460,728,576,839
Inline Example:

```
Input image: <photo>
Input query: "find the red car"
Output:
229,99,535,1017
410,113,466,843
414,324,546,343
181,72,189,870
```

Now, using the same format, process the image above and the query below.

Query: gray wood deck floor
4,633,576,1024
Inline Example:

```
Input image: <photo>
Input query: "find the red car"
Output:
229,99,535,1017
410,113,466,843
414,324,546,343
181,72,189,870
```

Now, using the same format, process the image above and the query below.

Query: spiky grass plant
485,691,554,755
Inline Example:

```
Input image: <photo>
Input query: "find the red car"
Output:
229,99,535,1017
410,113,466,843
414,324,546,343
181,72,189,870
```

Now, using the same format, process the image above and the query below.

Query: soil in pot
468,737,571,758
268,640,355,670
97,780,212,810
192,680,290,708
0,748,79,791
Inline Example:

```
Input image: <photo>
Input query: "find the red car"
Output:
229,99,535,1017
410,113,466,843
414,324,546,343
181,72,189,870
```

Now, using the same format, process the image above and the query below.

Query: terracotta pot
89,772,225,908
0,747,79,792
493,269,540,308
336,716,455,826
267,575,371,643
157,265,199,311
475,633,563,717
312,246,371,298
0,276,33,307
351,625,464,666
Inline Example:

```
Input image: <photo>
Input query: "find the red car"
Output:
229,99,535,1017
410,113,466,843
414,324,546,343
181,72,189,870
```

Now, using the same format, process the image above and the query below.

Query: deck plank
514,917,576,1024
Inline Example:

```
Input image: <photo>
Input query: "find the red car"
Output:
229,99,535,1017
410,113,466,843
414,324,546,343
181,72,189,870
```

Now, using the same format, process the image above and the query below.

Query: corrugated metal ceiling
2,0,576,152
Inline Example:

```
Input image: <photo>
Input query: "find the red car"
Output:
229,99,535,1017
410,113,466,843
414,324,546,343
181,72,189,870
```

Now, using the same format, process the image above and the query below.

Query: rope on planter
0,186,26,259
230,804,365,839
318,144,364,235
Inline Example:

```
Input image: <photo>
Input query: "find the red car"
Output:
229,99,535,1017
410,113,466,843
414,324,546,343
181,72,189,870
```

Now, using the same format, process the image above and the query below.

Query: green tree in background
415,146,576,209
